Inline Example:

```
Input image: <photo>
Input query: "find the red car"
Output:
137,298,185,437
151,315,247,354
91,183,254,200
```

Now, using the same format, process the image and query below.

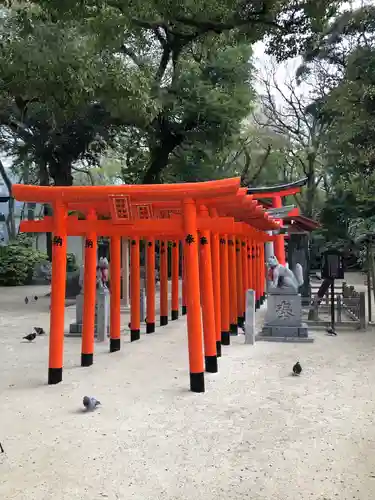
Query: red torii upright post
146,238,156,333
81,208,97,366
171,240,179,321
209,207,222,358
48,200,67,384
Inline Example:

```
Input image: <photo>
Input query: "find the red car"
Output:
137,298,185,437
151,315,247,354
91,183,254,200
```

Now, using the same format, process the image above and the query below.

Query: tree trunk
38,160,73,260
50,161,74,186
304,172,316,218
143,128,184,184
38,161,52,260
0,159,12,194
0,159,16,241
6,197,16,240
22,165,35,221
303,152,317,218
42,204,52,260
142,146,171,184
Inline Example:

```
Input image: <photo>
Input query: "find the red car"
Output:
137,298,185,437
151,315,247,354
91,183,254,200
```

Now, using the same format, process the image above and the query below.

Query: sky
252,0,371,101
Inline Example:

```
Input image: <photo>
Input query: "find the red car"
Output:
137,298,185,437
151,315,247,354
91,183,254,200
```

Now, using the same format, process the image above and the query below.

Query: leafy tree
299,5,375,182
152,34,256,183
0,6,152,186
18,0,341,184
298,5,375,246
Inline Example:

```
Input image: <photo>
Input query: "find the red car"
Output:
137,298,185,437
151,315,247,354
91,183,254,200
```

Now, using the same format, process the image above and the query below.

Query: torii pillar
272,195,285,266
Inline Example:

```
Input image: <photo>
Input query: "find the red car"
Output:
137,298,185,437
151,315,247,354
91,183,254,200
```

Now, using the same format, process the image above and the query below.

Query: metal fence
306,281,366,330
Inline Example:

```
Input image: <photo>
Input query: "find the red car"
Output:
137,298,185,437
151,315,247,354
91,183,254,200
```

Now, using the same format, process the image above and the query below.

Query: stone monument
257,255,313,342
67,257,110,340
244,289,256,345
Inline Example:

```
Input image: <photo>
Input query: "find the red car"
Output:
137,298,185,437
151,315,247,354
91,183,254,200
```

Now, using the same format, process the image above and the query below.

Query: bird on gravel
33,327,45,335
292,361,302,376
326,326,337,336
23,332,36,342
83,396,101,411
24,297,29,304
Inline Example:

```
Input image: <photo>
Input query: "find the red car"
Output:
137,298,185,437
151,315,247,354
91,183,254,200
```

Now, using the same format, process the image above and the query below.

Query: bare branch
71,165,95,186
289,149,308,176
152,26,168,48
0,158,12,195
120,45,145,68
240,148,252,185
173,14,283,34
247,144,272,185
0,158,16,240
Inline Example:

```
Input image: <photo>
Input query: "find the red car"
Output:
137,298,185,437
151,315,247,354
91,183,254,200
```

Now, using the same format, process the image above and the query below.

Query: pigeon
292,361,302,376
326,327,337,336
83,396,101,411
24,297,29,304
34,327,45,335
23,332,36,342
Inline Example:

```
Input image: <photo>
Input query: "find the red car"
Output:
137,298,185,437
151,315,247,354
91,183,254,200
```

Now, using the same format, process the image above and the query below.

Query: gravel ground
1,283,375,500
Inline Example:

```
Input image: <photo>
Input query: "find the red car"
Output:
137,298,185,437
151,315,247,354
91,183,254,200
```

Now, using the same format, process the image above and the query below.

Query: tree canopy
298,4,375,250
0,0,341,186
0,8,151,185
4,0,374,264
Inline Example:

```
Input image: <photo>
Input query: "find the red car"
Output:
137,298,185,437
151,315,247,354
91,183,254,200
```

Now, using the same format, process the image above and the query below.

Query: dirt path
1,285,375,500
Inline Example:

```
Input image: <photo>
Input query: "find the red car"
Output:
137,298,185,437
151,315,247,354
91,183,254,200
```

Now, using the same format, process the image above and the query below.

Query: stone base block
66,322,110,338
255,334,314,343
261,323,309,338
67,322,83,336
257,322,313,342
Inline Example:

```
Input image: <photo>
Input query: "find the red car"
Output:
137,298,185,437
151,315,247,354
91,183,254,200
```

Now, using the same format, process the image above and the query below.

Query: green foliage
299,6,375,184
31,0,342,61
295,5,375,261
153,35,255,182
0,235,48,286
321,47,375,182
0,5,153,185
1,0,341,186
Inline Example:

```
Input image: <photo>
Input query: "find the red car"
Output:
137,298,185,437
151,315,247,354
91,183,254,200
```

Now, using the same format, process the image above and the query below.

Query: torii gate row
13,178,282,393
247,177,308,265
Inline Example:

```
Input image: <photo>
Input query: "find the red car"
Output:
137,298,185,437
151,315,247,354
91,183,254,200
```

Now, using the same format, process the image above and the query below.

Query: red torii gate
247,178,308,266
13,178,279,393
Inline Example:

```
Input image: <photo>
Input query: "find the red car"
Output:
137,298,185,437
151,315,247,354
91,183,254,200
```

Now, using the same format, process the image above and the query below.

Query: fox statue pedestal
257,291,313,342
257,256,313,342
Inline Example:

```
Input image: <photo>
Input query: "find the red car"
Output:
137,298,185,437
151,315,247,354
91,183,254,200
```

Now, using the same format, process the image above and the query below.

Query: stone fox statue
267,255,304,294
